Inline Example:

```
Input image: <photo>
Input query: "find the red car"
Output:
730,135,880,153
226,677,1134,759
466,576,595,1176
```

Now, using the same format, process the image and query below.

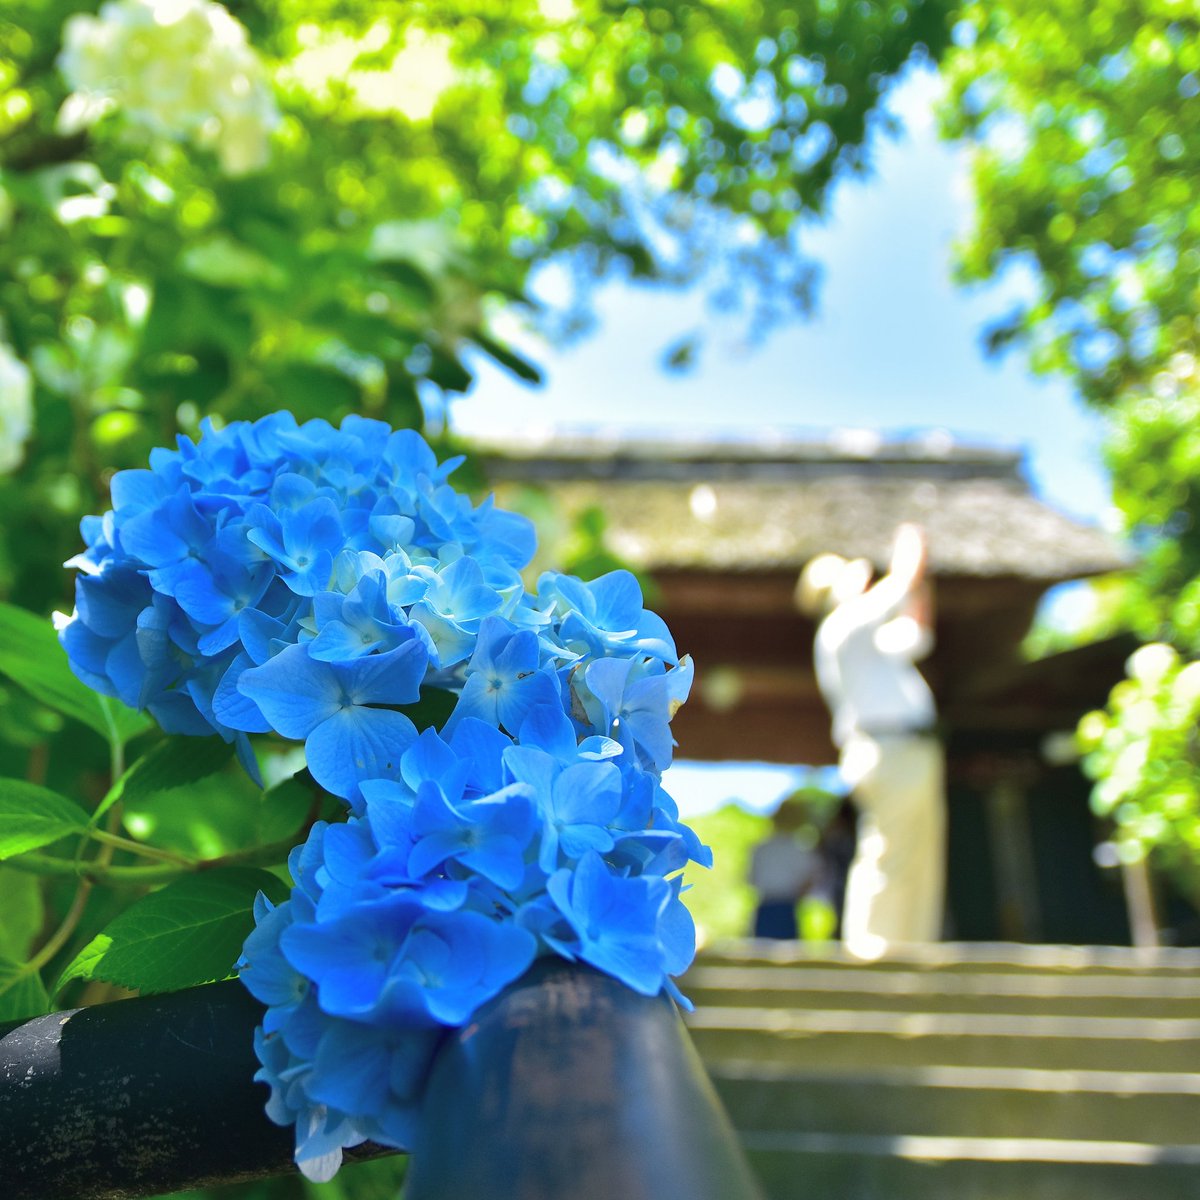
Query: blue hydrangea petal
237,645,343,739
213,654,272,734
446,717,511,795
344,640,427,707
305,707,419,803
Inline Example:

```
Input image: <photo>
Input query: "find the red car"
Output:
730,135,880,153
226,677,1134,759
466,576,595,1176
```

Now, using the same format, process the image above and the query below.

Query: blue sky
451,65,1113,527
449,65,1115,815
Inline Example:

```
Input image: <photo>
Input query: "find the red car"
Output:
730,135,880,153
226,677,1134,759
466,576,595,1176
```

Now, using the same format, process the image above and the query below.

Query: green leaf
254,775,315,845
268,362,361,414
0,600,150,747
95,735,235,828
55,867,290,995
0,869,44,961
425,347,473,394
53,934,113,1000
0,955,50,1024
398,687,457,734
179,234,287,289
0,779,90,860
470,330,543,384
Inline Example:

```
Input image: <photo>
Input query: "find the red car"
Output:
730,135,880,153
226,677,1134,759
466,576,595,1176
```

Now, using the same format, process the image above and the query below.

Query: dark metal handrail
0,962,762,1200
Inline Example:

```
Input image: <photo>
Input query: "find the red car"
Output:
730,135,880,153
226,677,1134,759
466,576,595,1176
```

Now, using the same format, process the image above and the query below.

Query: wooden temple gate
485,432,1139,945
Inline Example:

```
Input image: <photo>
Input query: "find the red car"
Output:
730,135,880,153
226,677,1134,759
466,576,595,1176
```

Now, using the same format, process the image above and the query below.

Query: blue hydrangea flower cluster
61,413,708,1181
60,412,535,790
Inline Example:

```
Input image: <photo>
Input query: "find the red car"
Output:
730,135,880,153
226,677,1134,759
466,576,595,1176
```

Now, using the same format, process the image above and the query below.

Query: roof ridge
474,429,1023,472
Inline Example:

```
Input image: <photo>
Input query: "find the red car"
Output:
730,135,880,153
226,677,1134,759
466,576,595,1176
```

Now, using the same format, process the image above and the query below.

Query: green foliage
148,1154,408,1200
0,778,89,858
56,867,290,995
946,2,1200,893
253,776,318,847
0,953,50,1023
943,0,1200,408
0,16,960,1173
683,804,771,943
1078,643,1200,903
1104,388,1200,649
559,505,643,587
97,736,236,827
944,0,1200,656
398,687,459,734
0,0,950,620
0,868,44,961
0,599,148,746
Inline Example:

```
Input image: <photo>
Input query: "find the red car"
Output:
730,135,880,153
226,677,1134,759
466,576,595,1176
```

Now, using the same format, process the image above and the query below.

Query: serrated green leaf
56,868,290,995
95,735,235,827
53,934,113,999
0,779,90,860
0,601,150,747
0,869,44,961
0,955,50,1023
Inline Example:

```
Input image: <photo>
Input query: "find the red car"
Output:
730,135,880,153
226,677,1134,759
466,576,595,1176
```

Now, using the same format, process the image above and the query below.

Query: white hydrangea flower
1125,641,1177,686
57,0,279,176
0,344,34,475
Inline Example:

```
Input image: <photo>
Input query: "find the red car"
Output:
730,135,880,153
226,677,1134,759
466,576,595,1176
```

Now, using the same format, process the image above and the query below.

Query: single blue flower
118,487,213,593
281,890,428,1022
546,850,673,997
246,494,345,596
306,1020,439,1150
237,640,427,802
579,654,694,773
308,570,412,663
503,746,622,872
445,717,514,796
444,617,562,736
173,532,274,655
382,908,537,1026
238,894,309,1032
540,569,678,664
516,703,623,765
251,1024,367,1182
408,778,538,890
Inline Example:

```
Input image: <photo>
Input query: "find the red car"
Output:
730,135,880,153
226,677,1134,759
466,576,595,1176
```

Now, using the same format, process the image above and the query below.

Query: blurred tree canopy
0,0,955,1076
0,0,951,625
945,1,1200,897
944,0,1200,641
944,0,1199,409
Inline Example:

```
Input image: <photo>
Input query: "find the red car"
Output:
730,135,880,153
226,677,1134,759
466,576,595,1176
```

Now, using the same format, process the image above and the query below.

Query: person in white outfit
796,524,945,959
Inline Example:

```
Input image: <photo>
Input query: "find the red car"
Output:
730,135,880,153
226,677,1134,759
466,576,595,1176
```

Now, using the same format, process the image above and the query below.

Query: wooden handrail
0,962,761,1200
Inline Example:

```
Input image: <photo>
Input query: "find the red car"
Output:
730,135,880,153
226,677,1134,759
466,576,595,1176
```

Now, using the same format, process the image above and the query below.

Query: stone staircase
682,941,1200,1200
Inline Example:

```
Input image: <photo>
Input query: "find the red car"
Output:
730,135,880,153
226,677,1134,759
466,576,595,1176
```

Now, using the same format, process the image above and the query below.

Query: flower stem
8,833,300,887
86,828,194,866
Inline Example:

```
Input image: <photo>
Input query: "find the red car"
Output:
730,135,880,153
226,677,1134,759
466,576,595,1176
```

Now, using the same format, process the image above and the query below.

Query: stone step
741,1133,1200,1200
701,940,1200,977
684,964,1200,1018
707,1060,1200,1145
686,1007,1200,1072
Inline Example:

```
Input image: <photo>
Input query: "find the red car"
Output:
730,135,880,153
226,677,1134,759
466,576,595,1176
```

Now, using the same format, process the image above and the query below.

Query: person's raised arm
888,523,927,592
857,524,927,624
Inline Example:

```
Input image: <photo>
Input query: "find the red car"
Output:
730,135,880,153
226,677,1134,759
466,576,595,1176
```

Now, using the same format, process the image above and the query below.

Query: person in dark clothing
748,804,817,939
